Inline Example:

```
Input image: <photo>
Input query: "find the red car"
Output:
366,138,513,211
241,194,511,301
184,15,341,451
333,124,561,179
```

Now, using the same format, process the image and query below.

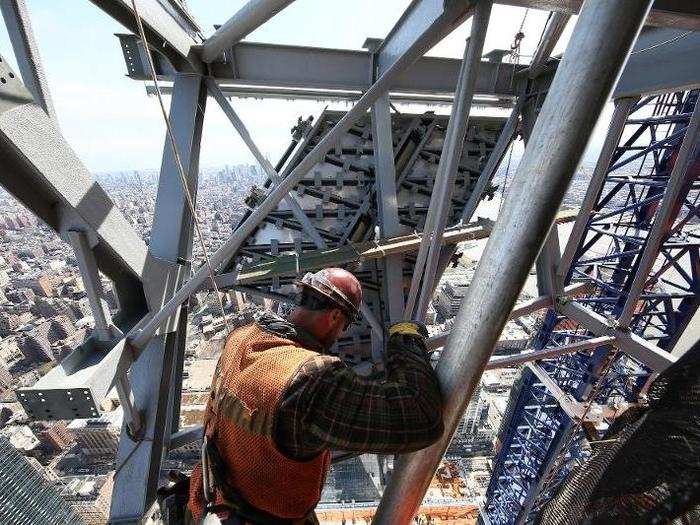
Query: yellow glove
389,321,429,339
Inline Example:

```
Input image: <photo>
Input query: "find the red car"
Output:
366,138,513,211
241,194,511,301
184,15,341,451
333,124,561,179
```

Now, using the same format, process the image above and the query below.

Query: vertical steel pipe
373,1,652,522
405,0,492,320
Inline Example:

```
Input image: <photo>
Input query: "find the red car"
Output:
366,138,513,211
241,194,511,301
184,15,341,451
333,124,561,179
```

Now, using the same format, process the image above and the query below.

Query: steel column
374,1,652,522
109,73,206,523
618,97,700,326
371,93,405,324
405,0,492,321
0,0,56,121
200,0,295,63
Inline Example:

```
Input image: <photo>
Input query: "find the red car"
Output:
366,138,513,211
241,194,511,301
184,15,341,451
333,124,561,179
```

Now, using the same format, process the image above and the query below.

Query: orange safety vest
188,322,331,522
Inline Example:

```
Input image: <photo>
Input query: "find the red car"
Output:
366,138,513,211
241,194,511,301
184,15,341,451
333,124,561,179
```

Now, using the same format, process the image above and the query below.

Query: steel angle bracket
16,337,134,420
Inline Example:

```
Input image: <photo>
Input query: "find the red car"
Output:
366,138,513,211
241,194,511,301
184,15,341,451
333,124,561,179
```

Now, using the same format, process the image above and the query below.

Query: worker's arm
274,324,444,459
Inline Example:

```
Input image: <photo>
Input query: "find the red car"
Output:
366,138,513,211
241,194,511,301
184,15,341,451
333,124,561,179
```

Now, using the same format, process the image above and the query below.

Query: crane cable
130,0,230,333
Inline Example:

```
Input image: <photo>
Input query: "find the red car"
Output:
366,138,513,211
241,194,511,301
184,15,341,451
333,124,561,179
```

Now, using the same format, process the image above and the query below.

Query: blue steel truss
482,90,700,525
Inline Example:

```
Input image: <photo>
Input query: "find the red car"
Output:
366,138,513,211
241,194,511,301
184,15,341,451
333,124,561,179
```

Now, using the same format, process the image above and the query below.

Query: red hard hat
296,268,362,320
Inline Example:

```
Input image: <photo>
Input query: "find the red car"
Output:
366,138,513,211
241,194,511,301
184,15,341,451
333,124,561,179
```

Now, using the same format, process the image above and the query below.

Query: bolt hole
1,78,6,84
8,72,14,78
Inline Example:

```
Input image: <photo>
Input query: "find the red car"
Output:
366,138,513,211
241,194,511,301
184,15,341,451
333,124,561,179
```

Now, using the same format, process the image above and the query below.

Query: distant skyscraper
0,437,83,525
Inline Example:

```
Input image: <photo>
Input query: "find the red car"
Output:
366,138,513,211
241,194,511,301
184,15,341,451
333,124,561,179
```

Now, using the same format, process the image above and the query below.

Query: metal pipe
557,96,639,290
373,1,652,522
200,0,295,63
528,12,570,79
405,0,492,320
618,98,700,327
485,335,615,369
129,9,469,350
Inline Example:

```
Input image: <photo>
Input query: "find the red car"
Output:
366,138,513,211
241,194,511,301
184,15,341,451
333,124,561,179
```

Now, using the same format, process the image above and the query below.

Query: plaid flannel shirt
250,313,444,460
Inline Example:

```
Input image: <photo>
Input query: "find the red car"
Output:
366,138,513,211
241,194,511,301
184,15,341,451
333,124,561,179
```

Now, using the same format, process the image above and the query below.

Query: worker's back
188,322,330,522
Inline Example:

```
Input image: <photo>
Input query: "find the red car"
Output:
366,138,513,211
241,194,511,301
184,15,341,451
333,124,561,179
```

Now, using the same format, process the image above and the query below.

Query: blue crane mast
482,89,700,524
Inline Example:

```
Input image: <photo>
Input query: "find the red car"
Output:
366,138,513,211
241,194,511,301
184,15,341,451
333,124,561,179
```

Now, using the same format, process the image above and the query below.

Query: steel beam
168,425,203,452
527,363,608,422
119,34,522,99
486,335,615,369
406,0,492,321
496,0,700,31
427,281,590,350
460,96,522,224
109,73,206,523
158,85,513,107
558,301,676,372
0,0,56,121
0,53,148,321
371,94,404,324
374,2,653,521
90,0,201,70
201,0,295,63
618,87,700,326
67,230,115,342
206,78,326,250
615,27,700,98
527,12,570,79
374,0,474,77
557,97,640,288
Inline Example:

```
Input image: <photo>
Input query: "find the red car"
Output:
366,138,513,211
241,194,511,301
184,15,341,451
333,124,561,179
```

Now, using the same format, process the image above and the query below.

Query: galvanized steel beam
371,94,405,324
118,34,522,99
206,78,327,250
0,54,148,321
67,230,116,342
615,27,700,98
109,73,207,523
0,0,56,121
374,0,474,77
374,1,653,521
91,0,202,70
527,12,569,79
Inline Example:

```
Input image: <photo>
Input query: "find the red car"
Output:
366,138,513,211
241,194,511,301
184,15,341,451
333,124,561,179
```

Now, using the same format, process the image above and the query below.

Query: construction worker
187,267,444,524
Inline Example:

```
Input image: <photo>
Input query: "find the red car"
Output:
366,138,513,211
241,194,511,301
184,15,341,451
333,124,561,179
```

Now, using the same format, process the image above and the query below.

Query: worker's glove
388,321,429,340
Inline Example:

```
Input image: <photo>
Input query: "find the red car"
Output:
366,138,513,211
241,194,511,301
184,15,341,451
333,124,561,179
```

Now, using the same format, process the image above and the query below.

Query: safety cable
130,0,230,333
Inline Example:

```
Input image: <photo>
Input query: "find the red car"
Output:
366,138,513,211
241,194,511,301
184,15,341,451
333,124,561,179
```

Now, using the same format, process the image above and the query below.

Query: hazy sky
0,1,612,173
